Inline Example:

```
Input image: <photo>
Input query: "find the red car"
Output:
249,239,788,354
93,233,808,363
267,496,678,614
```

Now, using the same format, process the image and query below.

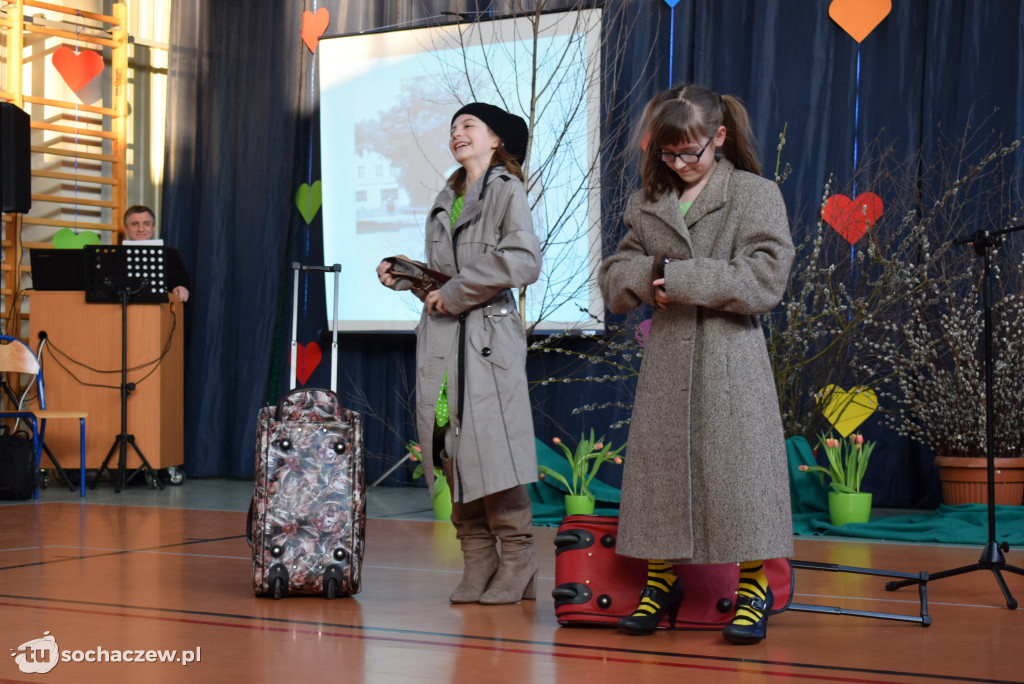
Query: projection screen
318,8,603,331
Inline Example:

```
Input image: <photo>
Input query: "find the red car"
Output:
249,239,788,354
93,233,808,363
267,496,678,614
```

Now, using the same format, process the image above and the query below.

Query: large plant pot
935,457,1024,506
565,494,596,516
828,491,872,526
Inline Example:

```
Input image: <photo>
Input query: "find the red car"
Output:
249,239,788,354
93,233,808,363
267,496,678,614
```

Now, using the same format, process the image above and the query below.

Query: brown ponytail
719,94,761,176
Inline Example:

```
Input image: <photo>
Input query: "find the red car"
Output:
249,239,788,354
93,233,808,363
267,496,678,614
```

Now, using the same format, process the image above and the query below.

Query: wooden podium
27,290,184,473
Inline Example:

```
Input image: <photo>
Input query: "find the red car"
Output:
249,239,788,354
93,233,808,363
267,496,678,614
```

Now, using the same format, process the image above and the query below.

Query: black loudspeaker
1,102,31,214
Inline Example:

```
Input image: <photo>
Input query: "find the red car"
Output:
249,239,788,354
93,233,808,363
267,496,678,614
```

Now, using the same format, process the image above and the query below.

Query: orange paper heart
301,7,330,53
294,342,322,385
821,192,883,245
829,0,891,43
52,46,104,92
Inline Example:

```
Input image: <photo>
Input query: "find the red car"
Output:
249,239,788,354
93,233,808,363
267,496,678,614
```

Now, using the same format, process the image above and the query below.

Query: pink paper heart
52,46,104,92
821,192,883,245
301,7,330,53
294,342,322,385
634,319,651,348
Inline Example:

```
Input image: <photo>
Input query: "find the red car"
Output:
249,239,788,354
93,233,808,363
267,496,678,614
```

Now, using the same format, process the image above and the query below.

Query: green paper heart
52,228,101,249
295,180,323,224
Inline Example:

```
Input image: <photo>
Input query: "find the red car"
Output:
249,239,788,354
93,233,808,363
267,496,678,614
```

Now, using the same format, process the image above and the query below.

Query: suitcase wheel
324,563,347,599
268,563,289,599
553,530,595,554
552,583,591,607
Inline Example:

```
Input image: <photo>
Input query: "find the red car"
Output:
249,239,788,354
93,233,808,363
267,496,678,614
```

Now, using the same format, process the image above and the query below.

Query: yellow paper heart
818,385,878,437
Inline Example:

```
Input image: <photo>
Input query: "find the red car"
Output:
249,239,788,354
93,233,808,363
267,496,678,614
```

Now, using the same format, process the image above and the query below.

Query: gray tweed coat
599,160,795,563
389,166,542,503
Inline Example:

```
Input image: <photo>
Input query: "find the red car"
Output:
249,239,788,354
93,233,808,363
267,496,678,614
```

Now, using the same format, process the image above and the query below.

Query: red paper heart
301,7,330,53
52,46,104,93
821,192,883,245
294,342,322,385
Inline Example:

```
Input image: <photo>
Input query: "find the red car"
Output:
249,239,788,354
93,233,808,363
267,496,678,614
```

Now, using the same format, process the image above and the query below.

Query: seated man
122,204,192,303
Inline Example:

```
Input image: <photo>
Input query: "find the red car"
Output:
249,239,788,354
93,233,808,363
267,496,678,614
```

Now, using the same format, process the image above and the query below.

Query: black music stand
886,223,1024,608
84,245,167,492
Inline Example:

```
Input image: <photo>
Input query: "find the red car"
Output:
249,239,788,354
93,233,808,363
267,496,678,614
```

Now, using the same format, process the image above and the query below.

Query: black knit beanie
451,102,529,164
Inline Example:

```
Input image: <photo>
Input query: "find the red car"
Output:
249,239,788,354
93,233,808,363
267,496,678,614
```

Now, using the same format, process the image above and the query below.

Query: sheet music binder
84,245,169,304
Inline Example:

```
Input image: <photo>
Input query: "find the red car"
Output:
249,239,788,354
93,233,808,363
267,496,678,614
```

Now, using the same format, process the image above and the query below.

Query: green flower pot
432,480,453,521
828,491,872,526
565,494,596,516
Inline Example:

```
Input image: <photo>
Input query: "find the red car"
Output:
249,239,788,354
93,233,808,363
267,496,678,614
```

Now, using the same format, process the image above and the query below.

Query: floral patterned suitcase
248,263,365,599
250,389,364,598
553,515,792,628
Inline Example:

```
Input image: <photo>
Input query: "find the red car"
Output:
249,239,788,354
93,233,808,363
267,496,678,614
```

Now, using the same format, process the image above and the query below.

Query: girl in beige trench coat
377,103,542,605
599,84,795,645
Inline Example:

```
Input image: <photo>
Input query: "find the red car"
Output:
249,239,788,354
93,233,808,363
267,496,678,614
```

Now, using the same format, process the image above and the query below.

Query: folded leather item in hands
383,255,451,293
651,252,688,282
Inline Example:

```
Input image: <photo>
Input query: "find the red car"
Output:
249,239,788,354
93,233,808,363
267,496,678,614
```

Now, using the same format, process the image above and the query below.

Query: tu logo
11,631,59,674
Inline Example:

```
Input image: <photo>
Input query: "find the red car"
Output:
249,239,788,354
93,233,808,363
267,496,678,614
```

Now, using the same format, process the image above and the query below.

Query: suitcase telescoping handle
290,262,342,393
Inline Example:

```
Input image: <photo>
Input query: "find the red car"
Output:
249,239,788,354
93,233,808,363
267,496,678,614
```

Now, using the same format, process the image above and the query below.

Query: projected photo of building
353,147,414,233
319,10,603,331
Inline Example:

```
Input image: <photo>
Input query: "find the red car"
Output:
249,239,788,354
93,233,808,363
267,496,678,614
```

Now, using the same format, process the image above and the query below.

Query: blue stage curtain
161,1,305,478
160,1,1024,509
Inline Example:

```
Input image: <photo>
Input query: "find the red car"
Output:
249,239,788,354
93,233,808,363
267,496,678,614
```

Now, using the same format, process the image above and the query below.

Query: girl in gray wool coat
599,84,795,645
377,103,542,605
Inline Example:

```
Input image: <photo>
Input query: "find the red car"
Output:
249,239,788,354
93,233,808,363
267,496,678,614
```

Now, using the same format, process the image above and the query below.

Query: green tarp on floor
791,505,1024,544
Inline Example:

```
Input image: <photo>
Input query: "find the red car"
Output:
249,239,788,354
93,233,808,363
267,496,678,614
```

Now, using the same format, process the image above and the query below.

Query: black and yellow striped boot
618,560,684,635
723,560,774,645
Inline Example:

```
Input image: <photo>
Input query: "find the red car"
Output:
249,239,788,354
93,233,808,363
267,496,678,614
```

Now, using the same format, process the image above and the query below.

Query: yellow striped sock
631,560,677,617
732,560,768,625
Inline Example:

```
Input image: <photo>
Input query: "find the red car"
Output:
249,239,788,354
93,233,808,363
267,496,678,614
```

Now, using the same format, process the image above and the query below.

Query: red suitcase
552,515,792,628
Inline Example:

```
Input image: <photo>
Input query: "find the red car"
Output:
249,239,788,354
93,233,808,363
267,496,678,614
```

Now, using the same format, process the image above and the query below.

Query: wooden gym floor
1,481,1023,683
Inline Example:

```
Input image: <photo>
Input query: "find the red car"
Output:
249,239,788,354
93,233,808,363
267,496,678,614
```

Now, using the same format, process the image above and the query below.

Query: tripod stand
886,223,1024,608
92,281,164,493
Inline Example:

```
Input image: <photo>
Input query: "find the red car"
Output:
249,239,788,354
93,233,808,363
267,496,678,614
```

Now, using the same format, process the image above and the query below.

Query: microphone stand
886,223,1024,608
91,279,165,493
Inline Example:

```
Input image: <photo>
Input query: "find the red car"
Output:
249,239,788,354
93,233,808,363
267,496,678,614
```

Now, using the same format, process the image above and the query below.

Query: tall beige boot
478,484,538,605
443,459,499,603
448,497,500,603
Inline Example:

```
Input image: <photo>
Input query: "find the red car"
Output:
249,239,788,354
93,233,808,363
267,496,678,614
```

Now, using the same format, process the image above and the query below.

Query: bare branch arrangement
768,125,1024,444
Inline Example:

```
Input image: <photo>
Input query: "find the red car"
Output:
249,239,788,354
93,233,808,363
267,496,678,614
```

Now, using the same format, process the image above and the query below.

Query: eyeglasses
658,135,715,164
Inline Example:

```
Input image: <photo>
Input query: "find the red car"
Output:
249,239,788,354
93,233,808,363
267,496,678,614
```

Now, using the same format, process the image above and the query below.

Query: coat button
481,347,491,357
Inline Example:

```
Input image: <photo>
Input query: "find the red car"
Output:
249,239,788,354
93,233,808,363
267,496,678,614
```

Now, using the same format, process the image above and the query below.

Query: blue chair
0,335,87,497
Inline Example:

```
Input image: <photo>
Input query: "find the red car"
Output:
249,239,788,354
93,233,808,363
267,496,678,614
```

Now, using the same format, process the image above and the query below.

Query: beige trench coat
390,166,542,503
599,160,795,563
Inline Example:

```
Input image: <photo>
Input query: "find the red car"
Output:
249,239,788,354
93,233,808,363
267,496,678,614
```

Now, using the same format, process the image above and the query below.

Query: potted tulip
800,432,877,525
538,430,624,516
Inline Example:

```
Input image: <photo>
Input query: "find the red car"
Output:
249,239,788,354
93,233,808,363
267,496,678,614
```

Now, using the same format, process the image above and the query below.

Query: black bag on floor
0,426,37,500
